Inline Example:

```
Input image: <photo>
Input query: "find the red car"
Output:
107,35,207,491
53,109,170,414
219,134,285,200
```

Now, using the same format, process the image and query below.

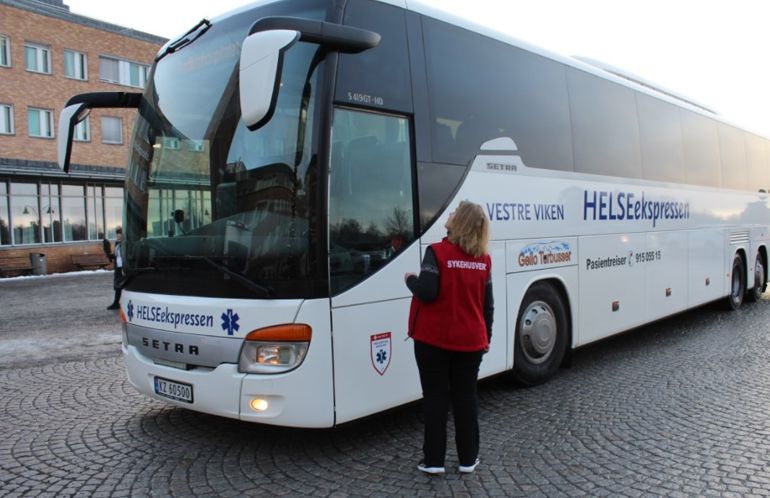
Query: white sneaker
417,462,445,475
458,458,480,473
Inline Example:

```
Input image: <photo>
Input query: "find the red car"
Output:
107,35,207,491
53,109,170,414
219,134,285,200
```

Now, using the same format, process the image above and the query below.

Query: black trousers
112,267,123,305
414,340,483,467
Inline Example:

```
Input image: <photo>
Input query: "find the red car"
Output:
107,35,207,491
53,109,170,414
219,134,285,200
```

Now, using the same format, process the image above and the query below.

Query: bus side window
329,108,415,295
344,135,379,197
330,141,346,194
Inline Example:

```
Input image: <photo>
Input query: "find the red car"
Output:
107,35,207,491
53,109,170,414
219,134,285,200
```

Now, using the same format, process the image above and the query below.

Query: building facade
0,0,165,274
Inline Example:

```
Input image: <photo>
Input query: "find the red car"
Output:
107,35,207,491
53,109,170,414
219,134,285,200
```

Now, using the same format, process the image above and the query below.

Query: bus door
328,108,422,424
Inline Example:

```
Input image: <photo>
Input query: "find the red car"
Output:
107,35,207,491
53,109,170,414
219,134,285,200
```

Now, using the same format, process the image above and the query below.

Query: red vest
408,238,491,352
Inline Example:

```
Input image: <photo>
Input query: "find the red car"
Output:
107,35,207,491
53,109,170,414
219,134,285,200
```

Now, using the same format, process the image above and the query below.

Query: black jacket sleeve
484,274,494,340
406,247,439,302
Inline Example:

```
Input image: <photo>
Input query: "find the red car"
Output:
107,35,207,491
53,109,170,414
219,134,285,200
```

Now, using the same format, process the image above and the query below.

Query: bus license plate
154,376,193,404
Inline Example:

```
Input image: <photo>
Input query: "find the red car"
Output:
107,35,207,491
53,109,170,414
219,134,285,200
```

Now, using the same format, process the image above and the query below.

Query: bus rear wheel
746,252,766,302
509,282,568,387
726,253,746,310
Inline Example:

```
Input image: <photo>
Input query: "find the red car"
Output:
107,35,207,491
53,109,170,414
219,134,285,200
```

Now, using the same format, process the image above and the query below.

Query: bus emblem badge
370,332,392,376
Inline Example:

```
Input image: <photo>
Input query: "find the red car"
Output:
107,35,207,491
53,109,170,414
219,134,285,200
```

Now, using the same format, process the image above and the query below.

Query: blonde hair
447,201,490,258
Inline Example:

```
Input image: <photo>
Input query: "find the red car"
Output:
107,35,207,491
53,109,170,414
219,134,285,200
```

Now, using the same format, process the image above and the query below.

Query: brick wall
0,241,112,275
0,3,163,169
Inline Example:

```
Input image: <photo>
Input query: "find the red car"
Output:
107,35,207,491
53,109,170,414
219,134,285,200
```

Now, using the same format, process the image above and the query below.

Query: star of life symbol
221,309,240,335
370,332,392,376
127,300,134,322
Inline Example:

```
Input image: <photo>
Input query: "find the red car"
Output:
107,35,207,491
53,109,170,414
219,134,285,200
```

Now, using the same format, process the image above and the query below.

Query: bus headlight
238,324,311,374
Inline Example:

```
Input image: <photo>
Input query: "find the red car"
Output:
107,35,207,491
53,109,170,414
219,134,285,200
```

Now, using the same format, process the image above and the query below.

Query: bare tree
384,206,410,236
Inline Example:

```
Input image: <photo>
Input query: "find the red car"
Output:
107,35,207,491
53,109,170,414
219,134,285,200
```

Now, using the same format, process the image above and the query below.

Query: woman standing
405,201,494,475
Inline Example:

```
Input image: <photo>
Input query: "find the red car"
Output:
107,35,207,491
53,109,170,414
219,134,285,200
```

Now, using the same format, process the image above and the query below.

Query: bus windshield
123,0,329,299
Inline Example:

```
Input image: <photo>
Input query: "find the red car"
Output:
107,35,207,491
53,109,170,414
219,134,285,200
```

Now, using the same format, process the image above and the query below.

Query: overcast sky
66,0,770,138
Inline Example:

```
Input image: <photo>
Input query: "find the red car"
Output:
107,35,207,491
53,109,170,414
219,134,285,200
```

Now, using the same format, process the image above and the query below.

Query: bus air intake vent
729,231,750,245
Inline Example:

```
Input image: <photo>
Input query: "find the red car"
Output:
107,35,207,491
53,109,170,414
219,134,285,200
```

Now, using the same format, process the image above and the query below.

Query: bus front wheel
509,282,568,387
726,253,746,310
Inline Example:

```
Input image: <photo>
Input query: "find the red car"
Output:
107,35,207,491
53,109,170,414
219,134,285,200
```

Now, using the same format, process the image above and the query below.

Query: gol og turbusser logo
518,241,573,268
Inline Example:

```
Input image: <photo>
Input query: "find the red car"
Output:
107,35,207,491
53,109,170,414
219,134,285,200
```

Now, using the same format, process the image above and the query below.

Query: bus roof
398,0,769,140
205,0,766,139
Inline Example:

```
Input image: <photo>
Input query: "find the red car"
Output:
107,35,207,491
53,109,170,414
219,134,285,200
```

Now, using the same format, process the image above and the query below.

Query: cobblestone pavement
2,273,770,497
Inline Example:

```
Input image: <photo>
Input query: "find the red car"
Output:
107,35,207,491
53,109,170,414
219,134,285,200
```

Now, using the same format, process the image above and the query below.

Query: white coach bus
58,0,770,427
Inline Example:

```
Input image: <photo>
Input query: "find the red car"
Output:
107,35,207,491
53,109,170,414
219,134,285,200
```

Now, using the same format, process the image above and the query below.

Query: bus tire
726,253,746,310
746,251,766,302
509,282,568,387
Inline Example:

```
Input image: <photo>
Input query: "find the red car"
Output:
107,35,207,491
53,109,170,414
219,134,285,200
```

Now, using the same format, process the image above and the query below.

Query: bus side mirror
239,30,300,131
57,92,142,172
239,17,380,131
57,103,89,172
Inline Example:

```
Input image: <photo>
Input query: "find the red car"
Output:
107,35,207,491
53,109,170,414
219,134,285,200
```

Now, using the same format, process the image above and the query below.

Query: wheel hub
520,300,557,364
756,259,765,288
733,271,742,299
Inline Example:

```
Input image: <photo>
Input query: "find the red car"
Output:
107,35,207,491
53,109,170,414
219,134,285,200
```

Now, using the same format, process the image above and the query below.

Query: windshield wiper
156,19,212,62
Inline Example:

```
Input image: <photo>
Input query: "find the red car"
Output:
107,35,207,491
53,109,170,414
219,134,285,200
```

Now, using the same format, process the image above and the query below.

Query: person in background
404,201,494,475
385,234,405,259
105,227,123,310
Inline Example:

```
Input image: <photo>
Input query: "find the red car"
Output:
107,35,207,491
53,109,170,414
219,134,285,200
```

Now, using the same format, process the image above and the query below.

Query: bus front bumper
123,344,334,427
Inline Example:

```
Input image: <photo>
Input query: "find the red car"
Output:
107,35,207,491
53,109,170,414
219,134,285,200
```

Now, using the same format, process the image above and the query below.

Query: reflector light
245,324,311,342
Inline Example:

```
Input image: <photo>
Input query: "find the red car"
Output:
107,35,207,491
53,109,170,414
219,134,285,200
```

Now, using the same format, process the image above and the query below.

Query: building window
99,55,149,88
0,181,9,245
101,116,123,144
0,35,10,67
41,183,61,243
10,182,41,245
188,140,205,152
161,137,180,150
62,184,87,242
24,42,51,74
98,56,119,82
0,104,13,135
64,49,88,80
0,180,123,246
87,185,104,240
146,187,209,238
74,116,90,142
28,108,54,138
104,187,123,238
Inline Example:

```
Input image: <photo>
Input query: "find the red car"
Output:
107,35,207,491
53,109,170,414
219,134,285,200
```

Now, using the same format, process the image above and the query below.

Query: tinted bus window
336,0,412,113
567,68,642,179
329,108,415,294
416,161,466,231
636,92,685,183
746,133,770,191
423,17,573,171
680,109,721,188
718,123,748,190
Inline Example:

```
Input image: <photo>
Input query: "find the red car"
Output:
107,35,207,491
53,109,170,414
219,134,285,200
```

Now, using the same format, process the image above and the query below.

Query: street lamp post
22,205,54,216
21,204,56,243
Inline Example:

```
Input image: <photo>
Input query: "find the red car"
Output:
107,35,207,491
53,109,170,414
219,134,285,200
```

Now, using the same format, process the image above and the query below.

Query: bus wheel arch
509,279,571,387
747,246,767,302
727,250,747,310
